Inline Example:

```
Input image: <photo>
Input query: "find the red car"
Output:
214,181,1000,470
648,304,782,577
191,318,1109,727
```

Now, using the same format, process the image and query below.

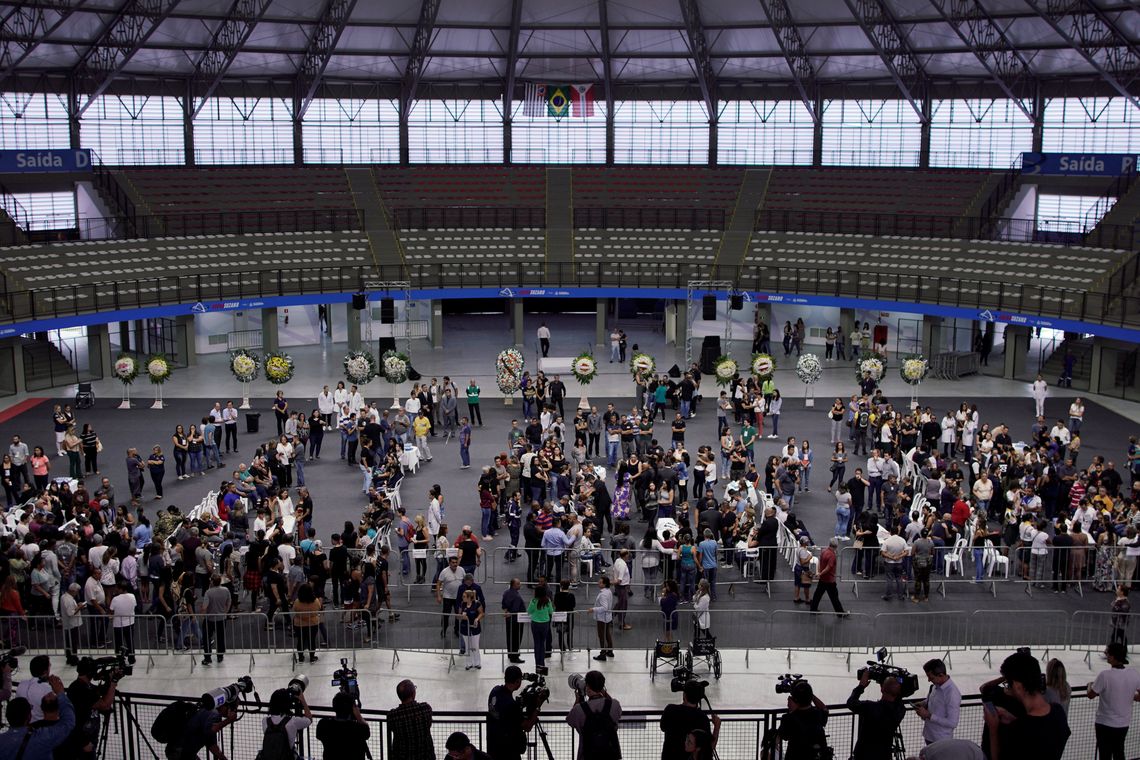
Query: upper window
81,94,185,165
929,99,1034,169
613,100,710,164
1042,97,1140,154
718,100,814,166
303,97,400,163
820,99,922,167
194,97,295,164
510,101,607,164
0,91,70,151
406,99,504,163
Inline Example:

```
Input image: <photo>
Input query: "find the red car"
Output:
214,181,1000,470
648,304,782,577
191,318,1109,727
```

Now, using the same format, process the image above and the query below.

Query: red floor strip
0,397,50,425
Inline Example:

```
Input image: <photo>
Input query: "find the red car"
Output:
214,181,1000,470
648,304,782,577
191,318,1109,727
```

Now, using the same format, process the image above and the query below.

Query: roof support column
184,79,196,166
812,92,823,166
1032,84,1045,154
919,92,931,168
292,84,304,165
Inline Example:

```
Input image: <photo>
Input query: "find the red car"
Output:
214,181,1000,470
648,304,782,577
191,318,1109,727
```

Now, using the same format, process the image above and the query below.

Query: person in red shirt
808,538,846,615
951,491,972,530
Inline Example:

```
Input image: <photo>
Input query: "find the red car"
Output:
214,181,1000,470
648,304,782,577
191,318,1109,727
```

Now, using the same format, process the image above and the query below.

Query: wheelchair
74,382,95,409
649,637,682,681
684,619,722,679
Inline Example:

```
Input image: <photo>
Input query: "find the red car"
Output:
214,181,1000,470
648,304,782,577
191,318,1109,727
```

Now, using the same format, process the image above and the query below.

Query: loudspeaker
699,335,721,374
380,299,395,324
377,337,397,355
352,293,366,310
701,294,716,320
730,294,744,310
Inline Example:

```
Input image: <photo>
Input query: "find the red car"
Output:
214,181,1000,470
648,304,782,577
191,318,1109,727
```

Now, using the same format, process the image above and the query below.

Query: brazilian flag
546,84,571,119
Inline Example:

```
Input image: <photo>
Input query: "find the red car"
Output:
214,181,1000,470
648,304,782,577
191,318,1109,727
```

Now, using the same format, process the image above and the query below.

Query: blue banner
1021,152,1136,177
0,149,93,173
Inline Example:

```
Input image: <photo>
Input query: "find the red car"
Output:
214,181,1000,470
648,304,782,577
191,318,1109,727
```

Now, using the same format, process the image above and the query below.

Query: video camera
332,658,359,703
517,672,550,717
82,654,132,682
857,648,919,699
775,673,805,694
670,665,709,702
203,676,255,709
0,645,25,671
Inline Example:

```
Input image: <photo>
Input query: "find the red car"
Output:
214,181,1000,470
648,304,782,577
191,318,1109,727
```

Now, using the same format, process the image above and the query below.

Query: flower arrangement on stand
264,352,295,385
713,356,738,386
571,352,598,413
382,350,411,408
229,349,259,409
496,348,525,402
145,354,173,409
795,353,823,407
856,351,888,382
900,354,929,409
629,352,656,383
343,350,379,385
750,352,776,381
113,354,138,409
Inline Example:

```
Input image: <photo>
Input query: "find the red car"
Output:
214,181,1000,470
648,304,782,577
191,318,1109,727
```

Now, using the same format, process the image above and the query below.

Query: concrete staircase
1040,336,1094,386
545,168,573,270
714,168,772,275
19,337,79,390
1090,173,1140,247
344,167,402,274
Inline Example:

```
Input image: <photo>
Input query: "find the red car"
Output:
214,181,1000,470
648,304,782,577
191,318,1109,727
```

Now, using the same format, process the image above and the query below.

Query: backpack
256,715,295,760
579,697,621,760
151,700,199,745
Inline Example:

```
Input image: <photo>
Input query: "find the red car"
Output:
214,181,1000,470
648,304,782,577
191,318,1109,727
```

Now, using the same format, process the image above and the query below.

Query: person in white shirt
592,575,614,659
333,381,349,411
405,390,422,416
915,658,961,745
318,385,336,426
1031,374,1048,417
1087,642,1140,759
84,569,109,645
610,550,631,629
277,538,297,576
1068,398,1085,434
537,323,551,357
1049,421,1071,446
609,328,621,362
347,385,365,415
222,400,240,453
13,655,55,722
109,582,138,663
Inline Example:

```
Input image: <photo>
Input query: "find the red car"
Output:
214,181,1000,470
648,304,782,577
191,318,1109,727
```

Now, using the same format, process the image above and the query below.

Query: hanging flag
523,83,547,117
546,84,571,119
571,84,595,117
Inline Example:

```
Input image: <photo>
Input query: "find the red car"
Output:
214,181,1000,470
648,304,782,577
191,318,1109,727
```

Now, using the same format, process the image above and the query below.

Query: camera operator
0,658,12,701
258,687,312,759
565,671,622,760
0,675,74,759
316,691,370,760
914,658,960,746
386,679,434,760
14,655,54,723
660,681,715,760
179,695,239,760
777,681,829,760
846,669,905,760
487,666,543,760
64,657,120,759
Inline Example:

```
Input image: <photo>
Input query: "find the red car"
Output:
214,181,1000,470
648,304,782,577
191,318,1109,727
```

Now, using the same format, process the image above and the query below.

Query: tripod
889,727,907,760
526,717,556,760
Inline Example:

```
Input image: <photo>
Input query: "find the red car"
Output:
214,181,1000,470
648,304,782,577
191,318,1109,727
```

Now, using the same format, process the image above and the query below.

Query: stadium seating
572,166,744,210
123,165,355,215
375,165,545,208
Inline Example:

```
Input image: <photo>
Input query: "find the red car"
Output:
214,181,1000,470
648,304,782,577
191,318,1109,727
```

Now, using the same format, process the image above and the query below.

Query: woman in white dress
1031,374,1048,418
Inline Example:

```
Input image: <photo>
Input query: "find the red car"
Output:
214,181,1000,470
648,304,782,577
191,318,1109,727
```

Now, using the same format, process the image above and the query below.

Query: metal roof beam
1026,0,1140,112
1,0,85,89
842,0,930,122
598,0,614,113
757,0,818,122
503,0,522,116
678,0,716,119
71,0,179,116
294,0,358,121
399,0,440,115
931,0,1036,121
190,0,272,118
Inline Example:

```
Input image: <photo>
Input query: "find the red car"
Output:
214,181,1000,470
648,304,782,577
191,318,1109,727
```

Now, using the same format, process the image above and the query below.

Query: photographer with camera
258,686,312,760
661,681,715,760
386,679,434,760
0,674,75,759
178,694,239,760
64,657,120,759
777,680,830,760
846,668,905,760
566,670,622,760
487,665,544,760
316,691,370,760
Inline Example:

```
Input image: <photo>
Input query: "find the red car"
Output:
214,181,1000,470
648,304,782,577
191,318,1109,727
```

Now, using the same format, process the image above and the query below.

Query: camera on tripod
517,672,550,716
331,658,360,703
857,648,919,698
83,654,132,682
775,673,806,694
670,665,709,700
202,675,255,709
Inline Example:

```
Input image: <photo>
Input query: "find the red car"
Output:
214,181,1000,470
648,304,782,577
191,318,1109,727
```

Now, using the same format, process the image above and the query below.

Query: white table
399,445,421,474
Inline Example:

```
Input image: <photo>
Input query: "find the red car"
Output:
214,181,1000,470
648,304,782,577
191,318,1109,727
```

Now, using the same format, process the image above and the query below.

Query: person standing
592,575,615,661
808,538,846,615
915,659,960,746
457,588,485,670
846,669,906,760
466,380,483,427
538,323,551,357
610,328,621,363
1086,642,1140,760
527,584,553,675
1032,374,1048,418
316,691,371,760
387,679,434,760
435,556,464,638
502,578,527,664
201,573,230,666
459,417,472,469
611,549,631,630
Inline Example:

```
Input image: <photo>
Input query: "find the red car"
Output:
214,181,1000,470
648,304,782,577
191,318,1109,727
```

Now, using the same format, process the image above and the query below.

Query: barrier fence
96,686,1140,760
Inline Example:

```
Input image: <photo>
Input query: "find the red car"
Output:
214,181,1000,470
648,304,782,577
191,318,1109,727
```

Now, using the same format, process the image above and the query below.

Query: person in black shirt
845,469,869,534
846,670,905,760
316,691,371,760
777,680,830,760
660,682,711,760
981,650,1070,760
329,533,349,607
487,666,543,760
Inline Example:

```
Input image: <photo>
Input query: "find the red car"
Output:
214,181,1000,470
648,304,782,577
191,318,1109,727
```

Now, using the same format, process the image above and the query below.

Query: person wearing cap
1087,641,1140,760
445,730,490,760
981,650,1070,760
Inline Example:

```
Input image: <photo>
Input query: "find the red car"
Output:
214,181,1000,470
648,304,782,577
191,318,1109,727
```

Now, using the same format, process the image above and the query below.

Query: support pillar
133,321,145,355
261,308,280,353
175,315,197,367
87,323,111,379
0,338,27,394
512,299,524,347
118,322,131,353
840,308,857,339
595,298,607,347
675,300,689,349
1089,338,1106,394
430,300,443,349
345,303,362,352
921,315,943,357
1002,325,1030,380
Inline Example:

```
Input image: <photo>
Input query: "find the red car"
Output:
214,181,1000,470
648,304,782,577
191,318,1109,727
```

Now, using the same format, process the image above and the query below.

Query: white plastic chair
742,547,760,579
984,539,1010,578
386,479,403,511
943,537,967,577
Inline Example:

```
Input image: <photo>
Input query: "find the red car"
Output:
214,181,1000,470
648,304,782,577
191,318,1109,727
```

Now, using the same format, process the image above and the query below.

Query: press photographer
565,671,622,760
487,666,545,760
316,691,371,760
63,656,123,759
661,679,719,760
846,666,906,760
176,691,241,760
258,682,312,760
775,677,830,760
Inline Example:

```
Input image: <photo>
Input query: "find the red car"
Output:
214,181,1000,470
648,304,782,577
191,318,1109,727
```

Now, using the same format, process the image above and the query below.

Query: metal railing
391,206,546,230
575,206,728,230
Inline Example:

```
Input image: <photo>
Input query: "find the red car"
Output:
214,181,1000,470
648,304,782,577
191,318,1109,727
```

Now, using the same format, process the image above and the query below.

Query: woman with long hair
526,584,553,675
291,582,322,664
828,442,848,493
